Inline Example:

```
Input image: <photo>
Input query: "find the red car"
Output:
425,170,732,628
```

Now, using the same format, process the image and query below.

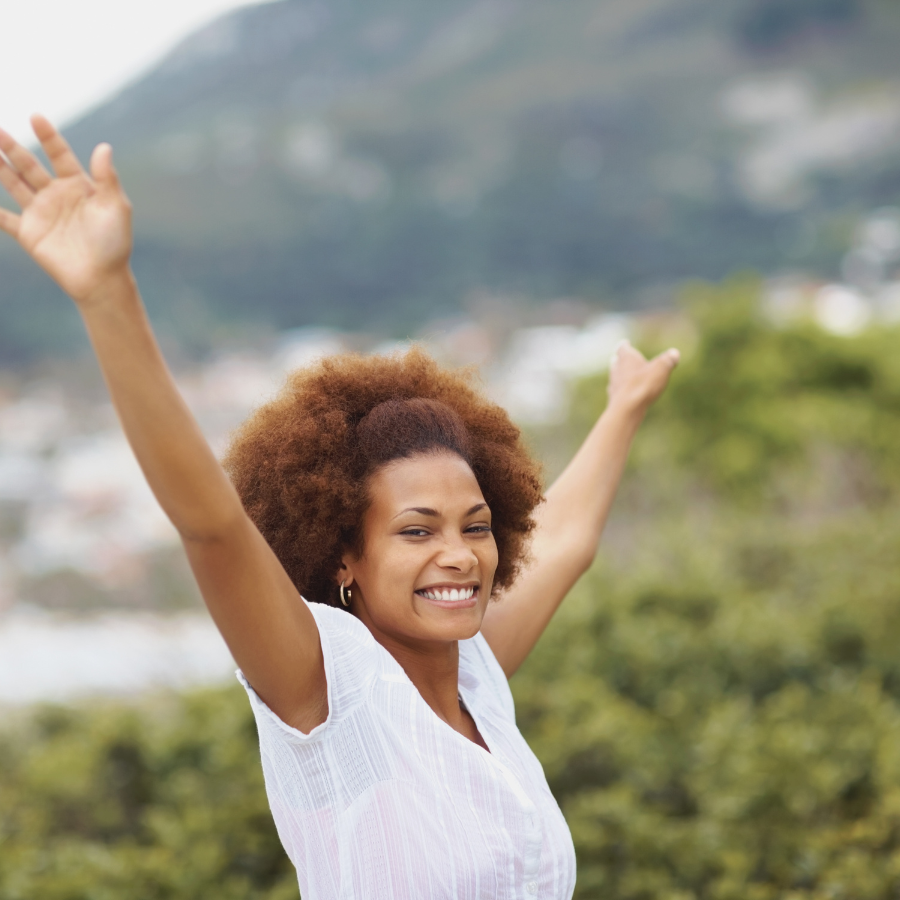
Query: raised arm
0,118,326,730
481,341,679,676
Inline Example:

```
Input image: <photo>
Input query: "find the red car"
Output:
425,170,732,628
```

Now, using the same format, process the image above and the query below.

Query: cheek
479,538,500,578
365,544,425,594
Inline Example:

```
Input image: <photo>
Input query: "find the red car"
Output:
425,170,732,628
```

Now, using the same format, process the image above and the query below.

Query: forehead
367,453,485,513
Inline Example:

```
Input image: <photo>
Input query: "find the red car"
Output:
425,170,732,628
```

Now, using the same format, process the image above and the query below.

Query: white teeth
419,588,476,601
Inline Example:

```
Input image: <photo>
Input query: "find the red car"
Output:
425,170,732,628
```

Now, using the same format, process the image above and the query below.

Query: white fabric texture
238,598,577,900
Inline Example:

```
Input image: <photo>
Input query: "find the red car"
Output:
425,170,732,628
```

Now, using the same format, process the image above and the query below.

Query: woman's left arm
480,341,679,677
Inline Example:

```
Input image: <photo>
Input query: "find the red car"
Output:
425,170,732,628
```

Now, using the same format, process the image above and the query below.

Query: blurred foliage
573,276,900,506
519,514,900,899
528,276,900,897
0,689,296,899
6,278,900,897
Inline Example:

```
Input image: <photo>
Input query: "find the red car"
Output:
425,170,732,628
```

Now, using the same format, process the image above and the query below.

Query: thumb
89,143,120,191
650,347,681,385
651,347,680,374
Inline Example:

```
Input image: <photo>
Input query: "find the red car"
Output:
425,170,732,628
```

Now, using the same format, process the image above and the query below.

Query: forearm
482,401,644,675
483,344,677,675
540,400,643,569
80,269,244,539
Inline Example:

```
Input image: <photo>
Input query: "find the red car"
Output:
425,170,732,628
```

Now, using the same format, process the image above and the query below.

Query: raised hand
607,339,679,416
0,115,132,306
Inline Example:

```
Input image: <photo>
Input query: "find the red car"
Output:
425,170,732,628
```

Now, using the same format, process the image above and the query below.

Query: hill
2,0,900,360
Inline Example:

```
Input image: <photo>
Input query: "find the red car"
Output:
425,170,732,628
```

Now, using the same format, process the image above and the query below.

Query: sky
1,0,269,145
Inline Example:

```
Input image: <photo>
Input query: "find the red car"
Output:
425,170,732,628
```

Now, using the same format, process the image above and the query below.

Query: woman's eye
466,525,492,534
401,528,429,537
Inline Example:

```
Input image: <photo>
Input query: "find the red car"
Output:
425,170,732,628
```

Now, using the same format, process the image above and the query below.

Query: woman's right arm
0,117,327,732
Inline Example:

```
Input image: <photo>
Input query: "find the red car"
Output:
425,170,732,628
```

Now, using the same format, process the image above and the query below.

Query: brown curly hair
223,347,544,609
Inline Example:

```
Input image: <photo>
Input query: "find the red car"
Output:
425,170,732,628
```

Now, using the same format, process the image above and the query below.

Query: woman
0,118,679,898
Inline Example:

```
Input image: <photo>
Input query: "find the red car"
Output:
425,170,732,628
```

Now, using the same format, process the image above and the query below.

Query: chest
256,644,577,899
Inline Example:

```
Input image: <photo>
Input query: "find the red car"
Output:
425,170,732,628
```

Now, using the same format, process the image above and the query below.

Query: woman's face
342,451,498,650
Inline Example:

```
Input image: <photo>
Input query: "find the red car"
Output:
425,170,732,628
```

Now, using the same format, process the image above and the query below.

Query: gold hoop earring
339,580,352,608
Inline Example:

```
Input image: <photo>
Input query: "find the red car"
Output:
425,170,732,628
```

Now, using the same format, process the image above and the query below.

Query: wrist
77,265,138,312
602,396,647,432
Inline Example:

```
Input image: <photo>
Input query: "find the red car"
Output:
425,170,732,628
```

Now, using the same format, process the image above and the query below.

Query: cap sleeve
237,599,380,745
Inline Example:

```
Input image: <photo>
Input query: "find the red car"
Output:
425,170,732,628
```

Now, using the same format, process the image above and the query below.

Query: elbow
553,527,601,578
540,541,597,585
570,546,597,580
535,513,603,573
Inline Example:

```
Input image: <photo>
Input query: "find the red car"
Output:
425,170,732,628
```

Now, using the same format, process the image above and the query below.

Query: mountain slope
2,0,900,359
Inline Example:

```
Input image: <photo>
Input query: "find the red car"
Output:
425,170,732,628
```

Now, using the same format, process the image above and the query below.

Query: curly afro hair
223,347,544,609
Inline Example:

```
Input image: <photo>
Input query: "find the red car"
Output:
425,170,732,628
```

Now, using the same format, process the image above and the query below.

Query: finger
90,142,119,191
0,127,51,190
0,154,34,208
610,338,630,364
0,206,21,238
616,338,648,364
30,114,84,178
610,345,621,368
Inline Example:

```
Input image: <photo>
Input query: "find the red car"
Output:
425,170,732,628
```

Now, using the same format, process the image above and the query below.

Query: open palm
0,116,132,304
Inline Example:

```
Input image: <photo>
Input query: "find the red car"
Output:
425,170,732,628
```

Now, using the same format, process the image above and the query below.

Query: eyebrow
394,503,488,520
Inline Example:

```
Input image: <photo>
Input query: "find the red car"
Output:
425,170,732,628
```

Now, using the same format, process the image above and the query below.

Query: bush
0,688,296,899
524,277,900,897
515,511,900,899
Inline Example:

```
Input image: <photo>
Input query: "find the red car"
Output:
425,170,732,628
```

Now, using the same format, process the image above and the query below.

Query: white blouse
238,599,577,899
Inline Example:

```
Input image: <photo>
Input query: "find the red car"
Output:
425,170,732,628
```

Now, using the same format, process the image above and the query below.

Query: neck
354,607,465,726
384,634,464,726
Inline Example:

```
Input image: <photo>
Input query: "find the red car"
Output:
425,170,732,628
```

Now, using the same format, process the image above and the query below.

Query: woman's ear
338,560,354,588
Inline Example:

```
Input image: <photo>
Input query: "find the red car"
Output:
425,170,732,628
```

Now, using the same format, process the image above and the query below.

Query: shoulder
239,600,385,743
306,599,375,654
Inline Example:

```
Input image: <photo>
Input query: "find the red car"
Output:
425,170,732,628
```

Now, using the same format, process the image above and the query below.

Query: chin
429,609,485,642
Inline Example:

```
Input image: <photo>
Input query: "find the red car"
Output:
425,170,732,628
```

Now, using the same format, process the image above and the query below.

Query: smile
416,586,478,603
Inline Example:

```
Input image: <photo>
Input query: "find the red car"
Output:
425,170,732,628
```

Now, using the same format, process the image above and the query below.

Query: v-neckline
459,691,492,753
373,634,494,755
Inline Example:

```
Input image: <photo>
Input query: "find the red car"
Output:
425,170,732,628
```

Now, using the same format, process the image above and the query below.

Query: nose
436,532,478,572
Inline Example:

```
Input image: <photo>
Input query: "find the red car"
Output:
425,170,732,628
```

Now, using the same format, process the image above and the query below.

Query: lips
416,586,477,603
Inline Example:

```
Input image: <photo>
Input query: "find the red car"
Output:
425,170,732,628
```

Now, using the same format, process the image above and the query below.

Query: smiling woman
0,117,679,899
